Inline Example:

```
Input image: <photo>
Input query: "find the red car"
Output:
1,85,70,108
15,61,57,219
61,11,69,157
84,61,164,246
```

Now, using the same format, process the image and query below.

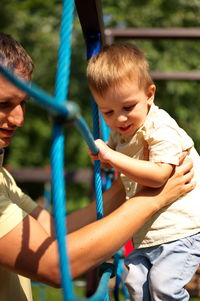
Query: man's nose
7,104,24,127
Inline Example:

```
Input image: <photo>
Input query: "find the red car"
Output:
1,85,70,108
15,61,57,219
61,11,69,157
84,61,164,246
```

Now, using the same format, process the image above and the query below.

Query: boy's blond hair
87,43,153,96
0,32,34,77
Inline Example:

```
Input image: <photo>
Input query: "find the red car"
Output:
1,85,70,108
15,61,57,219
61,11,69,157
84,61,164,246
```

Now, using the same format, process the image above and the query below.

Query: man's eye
0,102,11,108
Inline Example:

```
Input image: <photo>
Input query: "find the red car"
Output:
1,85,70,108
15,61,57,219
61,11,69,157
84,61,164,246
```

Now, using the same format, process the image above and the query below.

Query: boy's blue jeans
124,232,200,301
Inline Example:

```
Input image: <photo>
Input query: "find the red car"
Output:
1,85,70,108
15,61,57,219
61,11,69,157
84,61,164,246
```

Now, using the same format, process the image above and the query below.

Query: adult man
0,32,195,301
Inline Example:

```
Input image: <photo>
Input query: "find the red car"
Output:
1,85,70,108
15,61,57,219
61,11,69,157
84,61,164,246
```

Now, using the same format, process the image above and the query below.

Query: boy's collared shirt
108,104,200,248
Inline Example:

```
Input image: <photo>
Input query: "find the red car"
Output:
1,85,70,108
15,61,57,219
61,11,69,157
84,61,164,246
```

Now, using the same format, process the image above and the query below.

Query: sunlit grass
32,282,200,301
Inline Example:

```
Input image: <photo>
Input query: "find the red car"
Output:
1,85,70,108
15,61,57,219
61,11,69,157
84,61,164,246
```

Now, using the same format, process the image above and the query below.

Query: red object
124,240,134,256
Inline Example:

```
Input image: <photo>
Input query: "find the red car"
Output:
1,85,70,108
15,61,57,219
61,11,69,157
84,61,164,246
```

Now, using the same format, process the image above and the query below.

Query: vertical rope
51,0,75,300
85,33,110,299
55,0,74,101
85,33,104,220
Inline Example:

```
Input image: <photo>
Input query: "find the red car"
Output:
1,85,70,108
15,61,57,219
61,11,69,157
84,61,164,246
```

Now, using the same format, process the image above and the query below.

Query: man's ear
147,84,156,105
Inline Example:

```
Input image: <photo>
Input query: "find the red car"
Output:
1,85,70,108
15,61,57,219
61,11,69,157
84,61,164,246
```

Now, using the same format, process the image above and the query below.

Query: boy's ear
147,84,156,105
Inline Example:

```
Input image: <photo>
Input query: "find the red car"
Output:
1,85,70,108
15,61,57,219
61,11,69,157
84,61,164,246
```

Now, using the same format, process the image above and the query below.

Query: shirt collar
140,103,157,131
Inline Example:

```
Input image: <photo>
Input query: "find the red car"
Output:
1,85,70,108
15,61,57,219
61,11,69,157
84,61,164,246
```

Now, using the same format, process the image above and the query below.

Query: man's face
0,74,29,148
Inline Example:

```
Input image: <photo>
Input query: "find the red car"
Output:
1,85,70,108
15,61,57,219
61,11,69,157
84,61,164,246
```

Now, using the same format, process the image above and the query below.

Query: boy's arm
92,139,174,188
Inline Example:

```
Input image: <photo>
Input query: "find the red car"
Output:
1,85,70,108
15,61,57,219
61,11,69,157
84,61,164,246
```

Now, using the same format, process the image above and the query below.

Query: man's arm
30,175,126,235
67,175,126,233
0,158,194,286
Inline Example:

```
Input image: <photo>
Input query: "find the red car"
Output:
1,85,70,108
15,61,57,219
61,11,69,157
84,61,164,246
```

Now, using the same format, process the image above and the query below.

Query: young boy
87,43,200,300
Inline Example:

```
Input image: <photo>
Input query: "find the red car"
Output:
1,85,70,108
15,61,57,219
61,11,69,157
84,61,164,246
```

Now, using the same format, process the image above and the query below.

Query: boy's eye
103,110,113,116
124,105,134,111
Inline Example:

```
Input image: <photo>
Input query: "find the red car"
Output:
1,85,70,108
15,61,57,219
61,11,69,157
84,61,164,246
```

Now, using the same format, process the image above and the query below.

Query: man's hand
137,156,195,210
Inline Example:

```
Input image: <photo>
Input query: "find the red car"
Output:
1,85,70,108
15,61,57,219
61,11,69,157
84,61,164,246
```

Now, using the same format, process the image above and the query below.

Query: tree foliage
1,0,200,168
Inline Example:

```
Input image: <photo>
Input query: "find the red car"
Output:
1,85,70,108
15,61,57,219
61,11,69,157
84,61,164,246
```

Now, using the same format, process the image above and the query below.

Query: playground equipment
0,0,127,300
2,1,199,300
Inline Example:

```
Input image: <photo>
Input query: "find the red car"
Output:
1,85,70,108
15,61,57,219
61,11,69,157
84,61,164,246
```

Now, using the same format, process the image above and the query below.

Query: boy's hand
87,139,114,169
95,139,116,163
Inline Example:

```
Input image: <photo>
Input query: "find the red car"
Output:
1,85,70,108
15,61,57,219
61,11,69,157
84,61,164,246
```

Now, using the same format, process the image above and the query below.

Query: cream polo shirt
0,150,38,301
109,104,200,248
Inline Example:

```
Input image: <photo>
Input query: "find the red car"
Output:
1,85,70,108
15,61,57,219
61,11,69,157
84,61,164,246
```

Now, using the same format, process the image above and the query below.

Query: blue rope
99,114,110,142
99,114,113,192
55,0,74,101
85,33,104,220
89,269,112,301
51,125,75,300
85,32,110,299
75,117,99,155
0,66,75,118
51,0,75,300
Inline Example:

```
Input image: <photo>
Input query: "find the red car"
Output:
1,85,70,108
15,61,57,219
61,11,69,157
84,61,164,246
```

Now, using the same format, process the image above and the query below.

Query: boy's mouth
118,125,132,132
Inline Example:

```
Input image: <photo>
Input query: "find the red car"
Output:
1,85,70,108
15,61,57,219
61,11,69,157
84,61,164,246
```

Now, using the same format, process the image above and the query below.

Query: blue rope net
0,0,118,300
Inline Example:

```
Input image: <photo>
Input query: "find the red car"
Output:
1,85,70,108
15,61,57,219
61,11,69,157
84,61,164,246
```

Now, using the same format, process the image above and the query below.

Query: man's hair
0,32,34,77
87,43,153,96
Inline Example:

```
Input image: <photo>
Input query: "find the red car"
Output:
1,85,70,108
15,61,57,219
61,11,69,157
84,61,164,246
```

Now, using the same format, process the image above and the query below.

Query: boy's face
93,80,156,137
0,73,29,148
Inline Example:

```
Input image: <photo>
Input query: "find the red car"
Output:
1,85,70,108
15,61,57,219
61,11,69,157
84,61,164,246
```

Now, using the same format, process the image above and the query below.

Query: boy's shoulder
147,104,179,130
144,105,194,150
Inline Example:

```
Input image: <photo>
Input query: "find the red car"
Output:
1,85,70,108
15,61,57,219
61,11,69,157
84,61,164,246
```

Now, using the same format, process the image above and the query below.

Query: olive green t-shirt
0,151,37,301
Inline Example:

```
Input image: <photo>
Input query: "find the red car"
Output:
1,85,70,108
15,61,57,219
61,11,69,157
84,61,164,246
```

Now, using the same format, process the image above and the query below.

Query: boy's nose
117,114,128,123
8,105,24,127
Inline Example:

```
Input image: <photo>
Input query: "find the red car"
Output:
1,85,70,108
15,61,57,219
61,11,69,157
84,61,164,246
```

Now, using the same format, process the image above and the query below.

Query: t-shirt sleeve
0,196,27,238
0,168,38,239
147,125,185,165
2,168,37,214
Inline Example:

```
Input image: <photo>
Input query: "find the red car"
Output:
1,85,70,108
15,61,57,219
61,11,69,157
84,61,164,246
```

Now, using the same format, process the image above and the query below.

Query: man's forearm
68,192,158,278
30,177,125,236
